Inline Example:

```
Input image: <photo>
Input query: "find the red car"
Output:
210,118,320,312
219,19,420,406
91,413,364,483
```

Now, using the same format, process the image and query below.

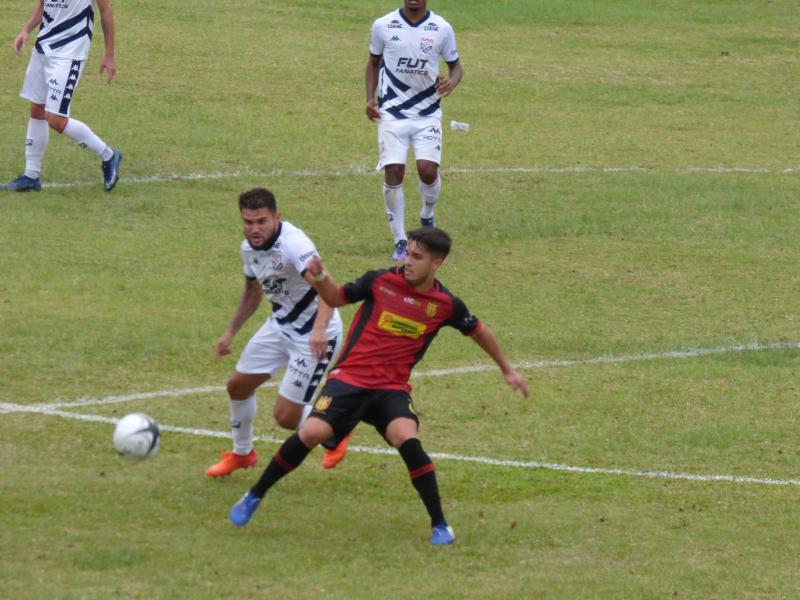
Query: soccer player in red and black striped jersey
229,227,528,545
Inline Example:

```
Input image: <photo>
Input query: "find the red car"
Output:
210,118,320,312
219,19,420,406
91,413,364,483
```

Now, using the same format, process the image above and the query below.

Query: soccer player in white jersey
206,188,343,478
3,0,121,193
366,0,463,260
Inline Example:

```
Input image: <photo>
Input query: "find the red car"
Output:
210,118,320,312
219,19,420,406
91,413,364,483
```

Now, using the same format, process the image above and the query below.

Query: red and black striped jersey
328,266,481,392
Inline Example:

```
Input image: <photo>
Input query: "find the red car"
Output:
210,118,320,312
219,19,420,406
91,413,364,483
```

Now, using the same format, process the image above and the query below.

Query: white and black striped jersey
241,221,339,337
35,0,96,60
370,9,459,121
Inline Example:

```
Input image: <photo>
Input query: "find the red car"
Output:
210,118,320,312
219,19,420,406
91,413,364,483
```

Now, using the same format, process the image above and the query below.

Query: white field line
26,340,800,411
41,164,800,189
1,401,799,487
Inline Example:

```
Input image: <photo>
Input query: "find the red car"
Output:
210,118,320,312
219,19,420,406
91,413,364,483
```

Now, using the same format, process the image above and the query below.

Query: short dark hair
407,227,452,258
239,188,277,212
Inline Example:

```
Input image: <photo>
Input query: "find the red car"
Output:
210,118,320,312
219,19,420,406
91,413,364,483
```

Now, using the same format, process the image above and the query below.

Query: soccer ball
113,413,161,459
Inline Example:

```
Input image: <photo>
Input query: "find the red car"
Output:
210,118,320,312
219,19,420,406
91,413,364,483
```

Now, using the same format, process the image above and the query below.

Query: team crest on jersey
314,395,332,412
425,302,439,317
272,253,283,271
377,311,427,339
420,37,434,54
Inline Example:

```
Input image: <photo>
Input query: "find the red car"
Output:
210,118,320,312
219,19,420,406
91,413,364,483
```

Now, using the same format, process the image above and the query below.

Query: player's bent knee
298,418,333,448
45,113,67,133
30,104,46,120
273,407,300,430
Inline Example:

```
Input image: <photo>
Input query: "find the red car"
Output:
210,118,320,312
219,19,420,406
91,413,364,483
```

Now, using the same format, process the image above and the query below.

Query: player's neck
401,8,429,24
409,278,435,294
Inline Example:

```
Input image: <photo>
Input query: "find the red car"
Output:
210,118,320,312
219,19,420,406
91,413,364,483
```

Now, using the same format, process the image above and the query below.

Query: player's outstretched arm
214,277,262,358
305,256,348,308
96,0,116,83
13,1,44,56
471,325,529,398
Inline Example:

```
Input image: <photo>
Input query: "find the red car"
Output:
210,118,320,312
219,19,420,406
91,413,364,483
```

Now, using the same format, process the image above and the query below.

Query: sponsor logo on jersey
298,251,315,262
377,311,427,339
48,78,59,86
428,126,441,134
388,19,403,29
425,302,439,317
420,37,434,54
396,57,430,75
378,285,398,297
423,22,439,32
315,395,333,411
403,296,422,306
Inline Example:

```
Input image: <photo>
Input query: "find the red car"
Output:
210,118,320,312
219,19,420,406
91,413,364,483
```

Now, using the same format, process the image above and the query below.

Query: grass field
1,1,799,598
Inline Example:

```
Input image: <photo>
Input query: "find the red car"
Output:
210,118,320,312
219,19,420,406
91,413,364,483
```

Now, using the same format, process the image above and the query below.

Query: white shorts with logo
236,315,343,405
20,51,85,117
376,116,443,170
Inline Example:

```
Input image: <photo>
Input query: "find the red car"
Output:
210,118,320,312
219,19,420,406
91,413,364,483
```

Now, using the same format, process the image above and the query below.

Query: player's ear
431,256,445,272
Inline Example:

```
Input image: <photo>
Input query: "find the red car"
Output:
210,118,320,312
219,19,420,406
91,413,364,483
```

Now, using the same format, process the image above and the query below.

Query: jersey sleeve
369,18,384,56
288,231,319,277
241,246,256,279
341,269,387,303
441,23,459,64
445,295,481,336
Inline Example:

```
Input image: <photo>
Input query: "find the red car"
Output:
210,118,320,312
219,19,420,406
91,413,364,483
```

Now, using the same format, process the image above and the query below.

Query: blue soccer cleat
2,174,41,192
392,239,408,261
430,521,455,545
420,216,435,227
102,148,122,191
229,490,261,526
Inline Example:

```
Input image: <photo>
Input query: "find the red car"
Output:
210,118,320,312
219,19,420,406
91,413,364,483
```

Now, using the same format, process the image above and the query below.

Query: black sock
398,438,445,527
251,433,312,498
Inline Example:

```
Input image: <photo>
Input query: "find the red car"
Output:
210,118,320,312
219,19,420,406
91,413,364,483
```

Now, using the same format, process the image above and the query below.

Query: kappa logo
391,35,400,42
25,138,33,147
292,380,304,388
314,395,333,412
377,310,427,339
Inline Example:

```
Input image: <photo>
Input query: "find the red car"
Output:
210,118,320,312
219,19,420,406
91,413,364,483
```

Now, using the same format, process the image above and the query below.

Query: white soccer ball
113,413,161,459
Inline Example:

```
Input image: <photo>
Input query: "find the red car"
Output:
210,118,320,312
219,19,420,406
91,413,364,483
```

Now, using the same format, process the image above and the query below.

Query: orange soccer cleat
321,433,352,469
205,450,258,477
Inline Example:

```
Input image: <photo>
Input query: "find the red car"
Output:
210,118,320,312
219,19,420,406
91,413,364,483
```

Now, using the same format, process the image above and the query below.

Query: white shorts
376,116,443,170
20,51,85,117
236,315,343,405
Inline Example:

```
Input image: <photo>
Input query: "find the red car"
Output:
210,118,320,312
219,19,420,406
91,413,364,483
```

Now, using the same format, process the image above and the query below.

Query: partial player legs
205,372,269,478
385,417,454,545
417,160,441,227
383,163,408,259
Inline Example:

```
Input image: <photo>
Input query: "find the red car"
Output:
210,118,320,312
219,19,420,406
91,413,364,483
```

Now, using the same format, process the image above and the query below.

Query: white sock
298,403,313,429
384,182,406,243
62,118,113,160
419,176,441,220
230,393,257,455
24,118,49,179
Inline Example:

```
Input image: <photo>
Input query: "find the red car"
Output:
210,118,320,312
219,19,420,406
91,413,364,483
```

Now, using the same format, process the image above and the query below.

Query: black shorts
310,378,419,445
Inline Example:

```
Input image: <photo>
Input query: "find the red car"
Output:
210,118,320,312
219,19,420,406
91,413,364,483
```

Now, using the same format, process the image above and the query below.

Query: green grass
1,1,799,598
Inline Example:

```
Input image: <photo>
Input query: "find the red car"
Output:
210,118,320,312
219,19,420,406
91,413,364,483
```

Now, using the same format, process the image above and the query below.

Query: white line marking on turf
2,401,799,488
41,164,800,188
25,340,800,411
